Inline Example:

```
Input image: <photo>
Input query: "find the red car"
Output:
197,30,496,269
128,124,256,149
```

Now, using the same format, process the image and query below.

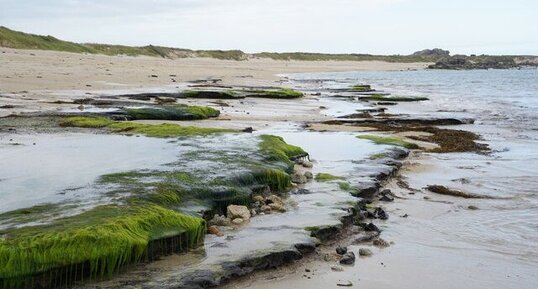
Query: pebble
336,246,348,255
331,265,344,272
302,161,314,168
358,248,373,256
373,238,390,248
339,251,356,265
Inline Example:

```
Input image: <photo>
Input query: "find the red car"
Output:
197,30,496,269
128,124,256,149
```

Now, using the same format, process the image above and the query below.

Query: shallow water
279,69,538,289
0,133,179,213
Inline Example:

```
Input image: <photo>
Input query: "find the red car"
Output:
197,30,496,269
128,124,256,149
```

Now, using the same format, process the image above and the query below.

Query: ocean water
286,69,538,289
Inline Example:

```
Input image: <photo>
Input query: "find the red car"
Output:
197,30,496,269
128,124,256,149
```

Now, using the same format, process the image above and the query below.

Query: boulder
266,194,284,205
336,246,348,255
209,214,231,226
268,203,286,212
339,252,356,265
292,173,308,184
232,218,244,225
302,161,314,168
207,225,224,237
227,205,251,221
252,195,265,203
304,171,313,179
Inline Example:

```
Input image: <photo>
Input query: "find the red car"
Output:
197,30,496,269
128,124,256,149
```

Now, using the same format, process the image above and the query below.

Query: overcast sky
1,0,537,55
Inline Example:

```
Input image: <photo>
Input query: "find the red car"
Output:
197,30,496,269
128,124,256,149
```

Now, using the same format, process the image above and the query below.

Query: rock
252,195,265,203
268,202,286,212
336,246,347,255
373,207,388,220
260,205,272,213
364,223,380,232
295,158,305,165
331,265,344,272
339,252,356,265
379,194,394,202
227,205,251,221
232,218,244,225
337,281,353,287
379,189,395,202
207,225,224,237
250,209,257,216
304,171,313,179
373,238,390,248
266,195,285,206
468,205,479,210
358,248,372,256
292,173,308,184
291,188,313,195
353,231,380,244
209,214,231,226
242,127,254,133
302,161,313,168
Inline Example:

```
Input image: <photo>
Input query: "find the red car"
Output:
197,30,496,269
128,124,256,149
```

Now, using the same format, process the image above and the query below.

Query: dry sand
0,48,429,94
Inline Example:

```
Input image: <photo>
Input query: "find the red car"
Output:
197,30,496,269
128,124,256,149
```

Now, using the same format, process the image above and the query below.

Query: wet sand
1,49,535,289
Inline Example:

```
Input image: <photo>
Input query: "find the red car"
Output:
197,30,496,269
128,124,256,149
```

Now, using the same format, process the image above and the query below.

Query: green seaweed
61,116,235,138
258,135,307,173
369,153,387,159
357,135,419,149
350,84,372,92
315,173,345,182
245,88,304,99
180,90,240,99
125,105,220,121
0,204,205,285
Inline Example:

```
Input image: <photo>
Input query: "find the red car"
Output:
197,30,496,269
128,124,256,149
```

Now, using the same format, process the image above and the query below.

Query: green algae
244,88,304,99
350,84,372,92
258,135,307,173
125,105,220,121
61,116,235,138
357,135,419,149
180,90,240,99
0,120,307,287
369,153,387,159
315,173,345,182
361,94,429,102
0,204,205,286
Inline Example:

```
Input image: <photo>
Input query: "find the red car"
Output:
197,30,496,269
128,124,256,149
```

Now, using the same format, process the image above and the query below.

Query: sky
1,0,537,55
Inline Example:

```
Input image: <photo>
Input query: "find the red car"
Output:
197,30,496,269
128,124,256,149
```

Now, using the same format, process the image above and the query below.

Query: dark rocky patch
426,185,494,199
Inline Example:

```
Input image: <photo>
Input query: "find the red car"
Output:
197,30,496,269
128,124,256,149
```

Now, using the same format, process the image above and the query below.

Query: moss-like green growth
360,94,429,102
315,173,345,182
125,105,220,121
369,153,387,159
61,116,234,138
338,182,352,191
231,169,291,192
180,90,241,99
357,135,419,149
0,204,205,285
350,84,372,92
245,88,304,99
259,135,307,173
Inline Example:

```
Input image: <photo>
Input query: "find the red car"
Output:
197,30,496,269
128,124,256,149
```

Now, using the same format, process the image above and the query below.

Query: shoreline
1,50,535,289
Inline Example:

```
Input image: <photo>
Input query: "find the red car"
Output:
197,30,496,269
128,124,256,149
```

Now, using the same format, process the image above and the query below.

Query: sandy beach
1,48,536,289
0,48,429,94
